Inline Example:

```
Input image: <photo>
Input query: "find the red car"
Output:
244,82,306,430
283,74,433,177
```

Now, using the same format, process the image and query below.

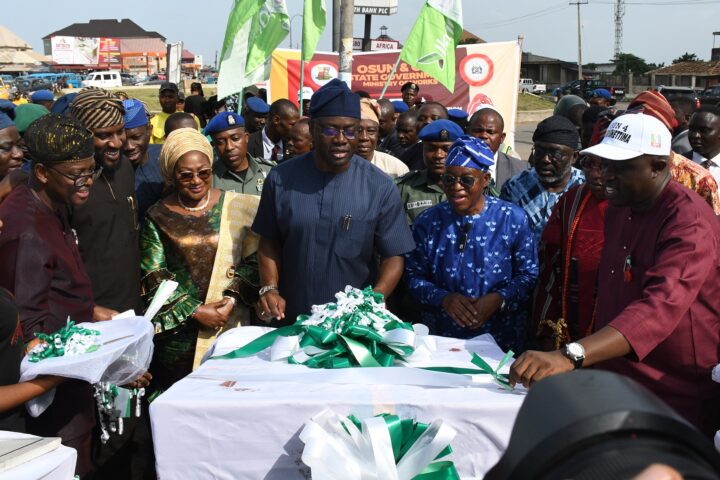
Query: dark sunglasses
44,164,103,187
441,173,479,189
317,125,358,140
531,145,572,163
176,168,212,183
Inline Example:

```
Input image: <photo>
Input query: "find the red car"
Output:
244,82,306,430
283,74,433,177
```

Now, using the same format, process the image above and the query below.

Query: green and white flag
302,0,326,62
217,0,290,100
399,0,463,93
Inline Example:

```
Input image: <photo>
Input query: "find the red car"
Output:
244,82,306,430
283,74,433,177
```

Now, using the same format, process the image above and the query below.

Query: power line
466,3,570,29
595,0,720,4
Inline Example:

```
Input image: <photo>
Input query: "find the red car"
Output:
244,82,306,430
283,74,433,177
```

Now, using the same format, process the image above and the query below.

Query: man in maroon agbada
511,113,720,437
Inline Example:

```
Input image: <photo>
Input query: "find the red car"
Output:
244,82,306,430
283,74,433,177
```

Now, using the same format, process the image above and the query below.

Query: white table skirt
0,431,76,480
150,327,525,479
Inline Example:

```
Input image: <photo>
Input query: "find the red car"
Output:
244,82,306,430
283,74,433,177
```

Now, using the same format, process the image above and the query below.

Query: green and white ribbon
300,408,459,480
28,318,100,363
212,286,434,368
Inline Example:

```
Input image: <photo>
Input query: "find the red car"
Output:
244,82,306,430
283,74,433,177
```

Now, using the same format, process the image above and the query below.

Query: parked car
557,79,625,101
136,74,167,86
532,83,547,94
518,78,534,93
13,77,55,94
120,73,137,86
82,71,122,89
657,86,701,110
700,85,720,107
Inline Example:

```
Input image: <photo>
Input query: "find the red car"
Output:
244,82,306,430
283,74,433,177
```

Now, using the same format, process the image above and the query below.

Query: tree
612,53,654,75
586,62,598,71
672,52,701,64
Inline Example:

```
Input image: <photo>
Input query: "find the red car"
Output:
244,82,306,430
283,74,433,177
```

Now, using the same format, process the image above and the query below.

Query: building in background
0,25,50,74
43,19,167,75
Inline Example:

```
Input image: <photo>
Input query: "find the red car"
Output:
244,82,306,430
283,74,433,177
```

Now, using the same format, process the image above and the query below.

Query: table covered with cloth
0,431,77,480
149,326,526,479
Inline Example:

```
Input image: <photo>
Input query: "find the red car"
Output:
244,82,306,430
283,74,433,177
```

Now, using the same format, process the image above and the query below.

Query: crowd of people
0,75,719,478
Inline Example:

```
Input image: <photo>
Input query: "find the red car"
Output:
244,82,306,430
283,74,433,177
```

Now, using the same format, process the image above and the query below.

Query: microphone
458,223,472,252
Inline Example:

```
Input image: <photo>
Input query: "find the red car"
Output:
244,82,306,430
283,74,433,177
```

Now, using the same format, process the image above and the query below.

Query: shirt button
611,269,615,274
623,246,627,250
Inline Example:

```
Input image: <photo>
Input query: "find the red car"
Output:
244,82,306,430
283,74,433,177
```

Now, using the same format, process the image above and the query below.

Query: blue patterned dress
404,197,539,352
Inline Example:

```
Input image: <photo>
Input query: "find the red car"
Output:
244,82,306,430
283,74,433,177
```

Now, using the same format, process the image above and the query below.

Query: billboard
51,36,121,65
354,0,398,15
269,41,521,146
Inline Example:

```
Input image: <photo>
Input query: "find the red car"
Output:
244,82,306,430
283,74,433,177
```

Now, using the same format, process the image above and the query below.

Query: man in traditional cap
396,119,463,224
30,89,54,111
511,113,720,437
0,114,116,476
243,96,270,134
400,102,450,171
501,115,585,241
626,91,720,214
404,135,538,353
122,98,164,221
207,111,273,195
468,107,526,193
247,98,299,163
252,78,415,325
149,83,200,144
588,88,614,108
69,87,142,314
357,98,408,179
401,82,419,109
286,118,313,159
0,104,22,180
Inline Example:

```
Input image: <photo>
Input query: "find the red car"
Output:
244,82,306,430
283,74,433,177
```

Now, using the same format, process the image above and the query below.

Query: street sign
354,0,398,15
353,38,363,50
370,40,399,51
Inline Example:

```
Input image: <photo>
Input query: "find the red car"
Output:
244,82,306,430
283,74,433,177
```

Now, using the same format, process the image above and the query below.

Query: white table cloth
150,327,525,479
0,431,76,480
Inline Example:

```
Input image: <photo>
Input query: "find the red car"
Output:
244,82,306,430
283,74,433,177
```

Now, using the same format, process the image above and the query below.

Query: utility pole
338,0,354,86
332,0,342,51
614,0,625,59
570,0,587,80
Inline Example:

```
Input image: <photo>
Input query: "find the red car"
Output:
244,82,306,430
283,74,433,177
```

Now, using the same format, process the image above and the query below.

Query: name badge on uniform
256,177,264,192
407,200,433,210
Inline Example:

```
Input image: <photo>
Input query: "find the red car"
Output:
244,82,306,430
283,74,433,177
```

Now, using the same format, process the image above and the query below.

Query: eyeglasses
531,145,572,163
440,173,479,189
317,125,358,139
44,164,103,187
176,168,212,183
578,156,602,171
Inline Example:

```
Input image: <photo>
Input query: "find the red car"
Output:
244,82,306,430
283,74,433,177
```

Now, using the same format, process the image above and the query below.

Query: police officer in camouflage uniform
207,111,274,196
395,119,465,224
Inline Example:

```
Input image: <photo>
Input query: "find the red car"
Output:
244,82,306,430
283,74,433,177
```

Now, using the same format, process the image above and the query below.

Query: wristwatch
258,284,278,297
562,342,585,369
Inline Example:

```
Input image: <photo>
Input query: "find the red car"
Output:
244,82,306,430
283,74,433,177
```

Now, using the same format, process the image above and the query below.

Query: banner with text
270,41,521,145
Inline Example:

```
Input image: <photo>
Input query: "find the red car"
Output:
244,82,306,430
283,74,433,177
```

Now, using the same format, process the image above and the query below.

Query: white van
81,71,122,89
518,78,534,93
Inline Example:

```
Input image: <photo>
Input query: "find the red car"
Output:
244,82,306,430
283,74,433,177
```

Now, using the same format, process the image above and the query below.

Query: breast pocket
335,219,374,260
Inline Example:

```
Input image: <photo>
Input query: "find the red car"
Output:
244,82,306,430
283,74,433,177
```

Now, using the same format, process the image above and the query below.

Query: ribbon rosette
213,286,434,367
300,409,459,480
28,318,100,362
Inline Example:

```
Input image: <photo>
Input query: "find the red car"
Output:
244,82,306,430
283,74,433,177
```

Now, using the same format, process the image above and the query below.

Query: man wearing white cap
510,113,720,437
299,86,313,116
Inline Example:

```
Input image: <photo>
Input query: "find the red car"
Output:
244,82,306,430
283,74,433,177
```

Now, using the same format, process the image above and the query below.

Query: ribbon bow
28,318,100,363
300,409,460,480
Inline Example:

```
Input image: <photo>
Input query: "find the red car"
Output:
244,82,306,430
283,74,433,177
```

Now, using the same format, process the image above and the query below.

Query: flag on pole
302,0,326,61
398,0,463,93
217,0,290,101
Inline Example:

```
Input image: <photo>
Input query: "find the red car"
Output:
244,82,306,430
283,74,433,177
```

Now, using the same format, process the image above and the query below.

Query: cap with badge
205,111,246,136
246,96,270,115
401,82,419,93
31,90,54,103
391,100,409,113
418,119,464,142
446,135,495,172
580,113,671,161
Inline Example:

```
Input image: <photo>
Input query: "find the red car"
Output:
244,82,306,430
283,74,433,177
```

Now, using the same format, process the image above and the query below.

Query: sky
4,0,720,68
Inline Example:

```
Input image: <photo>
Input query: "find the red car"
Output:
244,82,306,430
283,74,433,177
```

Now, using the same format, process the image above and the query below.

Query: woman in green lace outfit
141,128,260,390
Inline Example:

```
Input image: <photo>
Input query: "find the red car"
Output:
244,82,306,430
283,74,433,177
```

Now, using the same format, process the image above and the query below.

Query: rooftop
648,61,720,76
44,19,165,41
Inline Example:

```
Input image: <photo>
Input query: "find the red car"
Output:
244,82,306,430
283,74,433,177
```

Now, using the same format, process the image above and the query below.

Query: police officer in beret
242,97,270,135
395,119,464,224
207,111,273,196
